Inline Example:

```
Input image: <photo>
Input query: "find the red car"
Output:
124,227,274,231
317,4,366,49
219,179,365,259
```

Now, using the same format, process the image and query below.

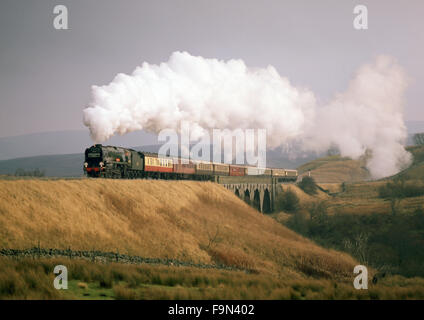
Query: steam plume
83,52,411,178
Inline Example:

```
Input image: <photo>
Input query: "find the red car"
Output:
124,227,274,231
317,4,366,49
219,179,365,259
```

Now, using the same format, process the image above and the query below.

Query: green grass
61,280,114,300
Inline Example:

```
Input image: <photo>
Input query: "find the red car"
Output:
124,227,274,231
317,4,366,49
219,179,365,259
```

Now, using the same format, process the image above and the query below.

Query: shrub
287,211,309,235
378,181,424,199
298,176,318,195
208,246,257,271
413,133,424,146
308,201,328,222
14,168,45,177
276,188,300,213
77,282,88,289
99,274,114,288
113,285,138,300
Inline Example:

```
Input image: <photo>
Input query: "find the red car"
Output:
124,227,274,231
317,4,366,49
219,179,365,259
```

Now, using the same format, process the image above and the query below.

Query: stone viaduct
215,176,281,213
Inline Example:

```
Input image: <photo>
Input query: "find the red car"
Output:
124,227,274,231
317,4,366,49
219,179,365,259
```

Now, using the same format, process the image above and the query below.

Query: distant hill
0,144,318,177
0,120,421,171
0,144,162,177
296,144,424,183
3,123,422,178
297,155,370,183
294,122,424,183
1,121,421,161
0,130,159,161
0,153,84,177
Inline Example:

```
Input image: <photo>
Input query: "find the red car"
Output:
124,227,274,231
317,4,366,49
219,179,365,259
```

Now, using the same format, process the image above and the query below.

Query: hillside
296,145,424,184
0,146,162,177
277,152,424,279
2,179,424,299
393,145,424,180
297,155,370,183
0,130,158,161
0,153,84,177
280,179,424,278
0,179,357,280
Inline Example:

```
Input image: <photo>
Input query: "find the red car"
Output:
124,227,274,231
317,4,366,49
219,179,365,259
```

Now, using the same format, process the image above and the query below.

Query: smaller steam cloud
302,55,412,178
83,52,412,178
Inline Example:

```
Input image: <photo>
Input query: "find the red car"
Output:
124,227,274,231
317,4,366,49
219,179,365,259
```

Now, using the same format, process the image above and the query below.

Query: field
298,145,424,184
0,179,360,277
0,179,366,299
305,146,424,215
291,146,424,216
2,257,424,300
297,155,370,183
272,146,424,281
1,147,424,299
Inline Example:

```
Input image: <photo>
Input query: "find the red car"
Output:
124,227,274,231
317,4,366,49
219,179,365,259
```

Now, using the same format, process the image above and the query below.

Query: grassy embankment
297,155,370,183
0,179,366,299
1,154,424,299
0,179,356,277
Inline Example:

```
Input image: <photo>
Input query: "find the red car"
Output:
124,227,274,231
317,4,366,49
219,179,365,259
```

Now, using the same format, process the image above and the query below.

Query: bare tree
206,225,222,250
343,232,370,265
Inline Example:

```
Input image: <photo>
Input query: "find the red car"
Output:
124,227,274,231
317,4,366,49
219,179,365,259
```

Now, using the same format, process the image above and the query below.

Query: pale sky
0,0,423,138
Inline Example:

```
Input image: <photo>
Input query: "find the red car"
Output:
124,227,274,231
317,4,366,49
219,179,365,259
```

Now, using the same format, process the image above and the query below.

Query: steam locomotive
84,144,298,181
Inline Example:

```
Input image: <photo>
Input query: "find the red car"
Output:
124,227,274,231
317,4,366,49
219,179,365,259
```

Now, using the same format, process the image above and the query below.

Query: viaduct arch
218,176,276,213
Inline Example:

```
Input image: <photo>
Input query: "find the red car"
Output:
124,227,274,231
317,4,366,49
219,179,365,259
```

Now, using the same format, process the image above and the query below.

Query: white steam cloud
83,51,412,178
302,56,411,178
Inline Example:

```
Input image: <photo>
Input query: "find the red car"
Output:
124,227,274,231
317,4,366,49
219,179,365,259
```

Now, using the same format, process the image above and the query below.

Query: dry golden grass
278,178,424,217
289,179,424,216
298,156,370,183
296,145,424,185
275,181,394,216
318,183,342,193
324,180,424,215
77,282,88,289
0,179,357,279
279,184,329,203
